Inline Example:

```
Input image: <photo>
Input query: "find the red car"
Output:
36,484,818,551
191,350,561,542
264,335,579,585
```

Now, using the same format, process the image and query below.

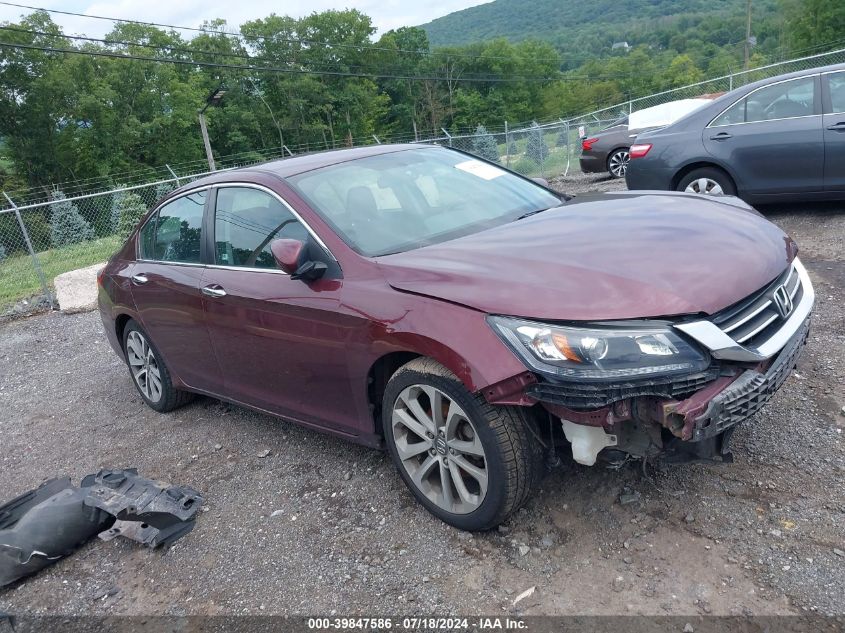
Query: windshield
286,147,561,256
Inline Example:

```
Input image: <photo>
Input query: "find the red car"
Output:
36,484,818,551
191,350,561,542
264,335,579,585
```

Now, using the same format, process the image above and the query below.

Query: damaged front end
490,259,814,466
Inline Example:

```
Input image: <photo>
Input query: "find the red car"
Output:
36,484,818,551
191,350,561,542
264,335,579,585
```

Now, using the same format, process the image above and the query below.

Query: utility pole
744,0,752,70
198,111,215,172
198,85,227,172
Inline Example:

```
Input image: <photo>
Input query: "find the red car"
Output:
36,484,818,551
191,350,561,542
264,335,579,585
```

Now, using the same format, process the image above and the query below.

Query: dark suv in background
626,63,845,202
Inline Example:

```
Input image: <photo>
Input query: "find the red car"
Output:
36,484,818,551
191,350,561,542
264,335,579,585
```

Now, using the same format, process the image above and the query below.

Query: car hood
377,192,795,321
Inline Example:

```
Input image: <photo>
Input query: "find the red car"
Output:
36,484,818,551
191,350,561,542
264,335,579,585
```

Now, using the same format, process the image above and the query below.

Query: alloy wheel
608,150,630,178
126,330,163,403
391,385,488,514
684,177,724,196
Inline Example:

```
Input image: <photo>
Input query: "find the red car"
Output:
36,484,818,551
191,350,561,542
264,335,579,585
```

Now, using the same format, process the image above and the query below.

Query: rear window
139,191,207,263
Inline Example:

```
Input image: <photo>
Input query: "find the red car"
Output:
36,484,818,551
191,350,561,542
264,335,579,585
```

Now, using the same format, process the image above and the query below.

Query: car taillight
629,143,653,159
96,268,105,288
581,137,599,152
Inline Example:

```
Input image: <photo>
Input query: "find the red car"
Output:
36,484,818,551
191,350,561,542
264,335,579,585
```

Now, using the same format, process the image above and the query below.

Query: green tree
665,54,704,88
112,190,148,239
781,0,845,52
50,191,94,247
525,125,549,164
472,125,500,162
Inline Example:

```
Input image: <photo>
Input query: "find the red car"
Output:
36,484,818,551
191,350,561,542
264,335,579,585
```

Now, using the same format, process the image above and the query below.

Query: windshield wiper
514,206,556,221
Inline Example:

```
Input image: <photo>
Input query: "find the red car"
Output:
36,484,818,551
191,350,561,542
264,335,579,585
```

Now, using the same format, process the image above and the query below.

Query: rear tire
607,148,630,179
677,167,736,196
382,358,544,531
122,319,194,413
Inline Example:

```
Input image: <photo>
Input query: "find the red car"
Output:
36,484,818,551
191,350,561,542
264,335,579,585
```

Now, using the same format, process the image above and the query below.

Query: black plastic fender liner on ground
0,469,204,588
0,478,114,588
83,468,204,548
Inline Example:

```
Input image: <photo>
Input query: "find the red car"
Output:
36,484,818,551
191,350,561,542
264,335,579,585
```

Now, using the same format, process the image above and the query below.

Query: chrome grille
711,262,802,350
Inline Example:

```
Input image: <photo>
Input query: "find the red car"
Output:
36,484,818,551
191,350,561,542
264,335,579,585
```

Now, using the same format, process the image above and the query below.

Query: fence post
504,121,510,169
441,128,453,148
3,192,54,309
413,121,419,143
560,119,571,177
283,145,294,156
165,164,181,186
372,135,381,144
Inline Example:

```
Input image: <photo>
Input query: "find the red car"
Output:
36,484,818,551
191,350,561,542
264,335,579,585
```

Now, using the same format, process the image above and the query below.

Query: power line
0,40,576,82
0,0,590,65
0,26,572,81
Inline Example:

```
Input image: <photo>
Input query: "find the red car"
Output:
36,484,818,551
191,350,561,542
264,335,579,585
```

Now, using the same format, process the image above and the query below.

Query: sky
0,0,493,37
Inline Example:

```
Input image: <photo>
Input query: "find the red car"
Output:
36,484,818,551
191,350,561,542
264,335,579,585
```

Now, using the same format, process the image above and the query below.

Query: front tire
123,319,194,413
382,358,543,531
677,167,736,196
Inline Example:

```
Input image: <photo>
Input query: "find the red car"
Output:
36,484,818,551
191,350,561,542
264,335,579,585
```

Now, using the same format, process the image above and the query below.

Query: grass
0,235,121,309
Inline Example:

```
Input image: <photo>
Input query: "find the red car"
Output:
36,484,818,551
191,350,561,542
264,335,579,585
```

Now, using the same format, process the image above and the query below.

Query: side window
139,212,157,259
827,72,845,114
712,100,745,127
214,187,307,269
745,77,815,123
153,191,206,263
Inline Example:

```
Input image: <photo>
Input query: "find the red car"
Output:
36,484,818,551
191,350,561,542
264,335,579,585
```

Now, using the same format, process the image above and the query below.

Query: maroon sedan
98,144,814,530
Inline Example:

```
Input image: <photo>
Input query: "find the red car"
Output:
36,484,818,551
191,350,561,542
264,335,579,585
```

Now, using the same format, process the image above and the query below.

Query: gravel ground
0,173,843,617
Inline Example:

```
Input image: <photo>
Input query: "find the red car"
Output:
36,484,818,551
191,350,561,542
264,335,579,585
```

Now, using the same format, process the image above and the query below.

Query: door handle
709,132,733,140
826,122,845,131
201,285,227,298
131,274,148,285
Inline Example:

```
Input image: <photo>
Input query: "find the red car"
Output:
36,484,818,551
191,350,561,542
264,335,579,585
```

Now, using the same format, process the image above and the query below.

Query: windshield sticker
455,159,506,180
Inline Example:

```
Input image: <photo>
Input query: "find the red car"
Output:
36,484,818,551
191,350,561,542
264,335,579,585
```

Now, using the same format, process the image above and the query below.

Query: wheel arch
366,351,423,438
115,313,133,353
671,161,738,193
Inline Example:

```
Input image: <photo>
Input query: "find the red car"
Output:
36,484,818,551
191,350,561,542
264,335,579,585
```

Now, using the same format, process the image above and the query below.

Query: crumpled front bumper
685,317,809,442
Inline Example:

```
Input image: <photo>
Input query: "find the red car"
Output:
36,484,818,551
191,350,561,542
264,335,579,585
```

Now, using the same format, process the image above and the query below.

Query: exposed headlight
488,316,709,381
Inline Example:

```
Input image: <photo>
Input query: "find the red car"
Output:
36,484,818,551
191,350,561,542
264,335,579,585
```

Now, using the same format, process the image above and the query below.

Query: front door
823,70,845,192
130,188,223,393
200,185,360,435
704,74,824,196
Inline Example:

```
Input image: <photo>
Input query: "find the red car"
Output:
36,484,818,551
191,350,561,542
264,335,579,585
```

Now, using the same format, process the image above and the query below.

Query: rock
518,544,530,557
612,576,626,593
497,525,510,535
684,514,695,524
770,529,782,538
54,262,106,313
512,586,536,606
619,492,641,506
840,406,845,416
343,472,352,481
683,623,695,633
213,444,222,451
270,510,283,518
540,535,554,549
94,586,120,600
833,548,845,557
257,449,271,458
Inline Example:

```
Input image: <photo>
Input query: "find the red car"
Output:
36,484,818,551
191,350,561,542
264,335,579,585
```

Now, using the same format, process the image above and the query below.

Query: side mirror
270,238,328,282
531,177,549,188
270,239,305,275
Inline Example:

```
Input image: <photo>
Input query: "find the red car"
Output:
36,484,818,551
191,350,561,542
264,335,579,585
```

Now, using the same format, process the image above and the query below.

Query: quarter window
712,76,816,126
214,187,307,269
141,191,206,263
827,72,845,114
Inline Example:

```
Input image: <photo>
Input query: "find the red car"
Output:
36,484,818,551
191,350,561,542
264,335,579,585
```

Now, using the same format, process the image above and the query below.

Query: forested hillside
0,0,842,198
422,0,778,57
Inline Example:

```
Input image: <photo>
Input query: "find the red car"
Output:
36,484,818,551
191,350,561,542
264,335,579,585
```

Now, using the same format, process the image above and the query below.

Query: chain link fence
2,46,844,314
0,148,287,313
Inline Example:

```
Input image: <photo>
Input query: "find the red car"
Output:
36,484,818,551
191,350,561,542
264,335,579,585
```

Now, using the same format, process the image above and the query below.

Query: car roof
169,143,433,195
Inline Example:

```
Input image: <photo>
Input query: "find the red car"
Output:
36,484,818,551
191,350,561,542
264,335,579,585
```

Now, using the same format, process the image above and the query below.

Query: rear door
704,74,824,196
822,70,845,192
129,188,223,393
200,185,360,435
